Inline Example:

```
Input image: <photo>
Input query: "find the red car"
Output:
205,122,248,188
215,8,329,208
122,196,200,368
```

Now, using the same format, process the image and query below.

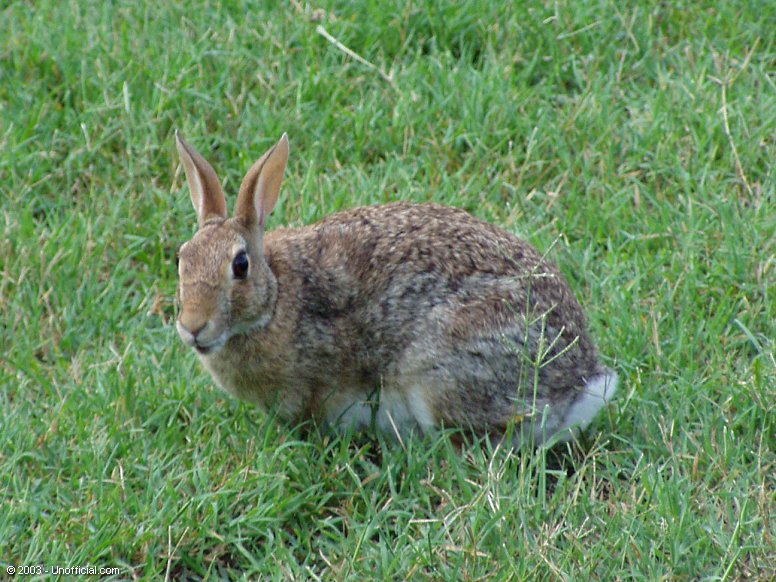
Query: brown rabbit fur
175,132,617,446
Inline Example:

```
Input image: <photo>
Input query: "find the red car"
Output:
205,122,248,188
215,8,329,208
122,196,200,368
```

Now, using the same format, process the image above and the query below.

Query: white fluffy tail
514,367,618,447
560,367,618,436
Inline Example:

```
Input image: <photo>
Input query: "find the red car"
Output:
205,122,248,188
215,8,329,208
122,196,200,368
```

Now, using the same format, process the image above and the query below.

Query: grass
1,0,774,579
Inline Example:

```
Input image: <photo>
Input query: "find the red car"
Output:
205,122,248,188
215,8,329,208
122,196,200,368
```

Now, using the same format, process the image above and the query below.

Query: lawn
1,0,774,579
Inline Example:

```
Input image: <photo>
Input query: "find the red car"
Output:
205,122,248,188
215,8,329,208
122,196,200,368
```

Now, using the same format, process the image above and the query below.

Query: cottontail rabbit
174,132,617,446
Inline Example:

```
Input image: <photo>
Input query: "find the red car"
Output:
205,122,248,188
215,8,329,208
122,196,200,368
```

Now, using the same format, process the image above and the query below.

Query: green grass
1,0,774,579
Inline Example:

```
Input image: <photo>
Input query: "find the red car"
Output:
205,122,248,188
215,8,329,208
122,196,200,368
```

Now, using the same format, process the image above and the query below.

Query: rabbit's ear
235,133,289,231
175,131,227,225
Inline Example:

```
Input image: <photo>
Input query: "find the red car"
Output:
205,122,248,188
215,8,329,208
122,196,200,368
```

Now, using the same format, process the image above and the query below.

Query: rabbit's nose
188,322,206,338
178,309,210,340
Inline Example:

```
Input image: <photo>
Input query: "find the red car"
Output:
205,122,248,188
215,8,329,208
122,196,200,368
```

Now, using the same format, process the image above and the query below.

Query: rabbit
174,131,618,447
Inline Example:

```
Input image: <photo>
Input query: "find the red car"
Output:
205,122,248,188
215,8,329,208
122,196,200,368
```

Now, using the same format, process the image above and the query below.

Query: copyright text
6,565,121,576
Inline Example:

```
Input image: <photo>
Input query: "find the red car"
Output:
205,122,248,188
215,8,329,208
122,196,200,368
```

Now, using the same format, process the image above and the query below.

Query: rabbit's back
263,202,604,429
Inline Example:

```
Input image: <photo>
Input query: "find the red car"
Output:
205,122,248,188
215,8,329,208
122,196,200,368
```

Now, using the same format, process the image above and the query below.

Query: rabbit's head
174,132,289,355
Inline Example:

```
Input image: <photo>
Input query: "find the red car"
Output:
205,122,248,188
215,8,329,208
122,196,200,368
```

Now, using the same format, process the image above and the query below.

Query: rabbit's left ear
235,133,289,231
175,131,227,225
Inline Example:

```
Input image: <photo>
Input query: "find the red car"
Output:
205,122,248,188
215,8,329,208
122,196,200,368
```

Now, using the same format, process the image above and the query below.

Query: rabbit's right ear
235,133,289,231
175,131,227,225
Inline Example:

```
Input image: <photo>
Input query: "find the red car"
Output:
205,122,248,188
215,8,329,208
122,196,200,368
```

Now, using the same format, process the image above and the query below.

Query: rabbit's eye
232,250,249,279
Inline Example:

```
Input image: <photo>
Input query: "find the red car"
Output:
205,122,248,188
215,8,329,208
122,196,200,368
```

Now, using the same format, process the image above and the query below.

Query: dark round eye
232,250,249,279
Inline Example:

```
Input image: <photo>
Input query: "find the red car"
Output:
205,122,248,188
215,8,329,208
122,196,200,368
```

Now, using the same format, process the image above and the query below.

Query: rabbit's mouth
195,344,214,355
177,318,228,355
192,335,227,356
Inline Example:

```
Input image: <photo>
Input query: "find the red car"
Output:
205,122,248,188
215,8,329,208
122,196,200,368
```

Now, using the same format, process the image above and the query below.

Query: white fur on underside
328,386,435,439
330,369,617,446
